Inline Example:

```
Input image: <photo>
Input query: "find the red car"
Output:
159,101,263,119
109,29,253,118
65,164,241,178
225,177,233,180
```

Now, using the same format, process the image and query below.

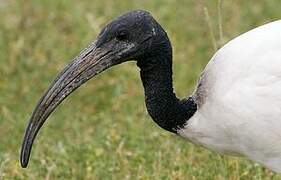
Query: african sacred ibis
20,10,281,172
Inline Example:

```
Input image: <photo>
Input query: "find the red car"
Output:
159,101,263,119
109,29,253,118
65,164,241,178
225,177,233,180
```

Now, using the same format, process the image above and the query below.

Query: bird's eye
116,31,128,41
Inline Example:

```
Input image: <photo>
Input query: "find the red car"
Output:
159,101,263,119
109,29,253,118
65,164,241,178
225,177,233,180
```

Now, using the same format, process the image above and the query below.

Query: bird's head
95,10,161,62
20,10,169,168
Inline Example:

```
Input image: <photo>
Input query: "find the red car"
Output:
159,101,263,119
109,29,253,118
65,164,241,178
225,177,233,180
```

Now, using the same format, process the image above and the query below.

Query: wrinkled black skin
99,10,197,133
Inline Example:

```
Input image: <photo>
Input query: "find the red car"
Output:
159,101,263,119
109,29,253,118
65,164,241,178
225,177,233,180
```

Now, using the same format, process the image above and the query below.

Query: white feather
178,20,281,172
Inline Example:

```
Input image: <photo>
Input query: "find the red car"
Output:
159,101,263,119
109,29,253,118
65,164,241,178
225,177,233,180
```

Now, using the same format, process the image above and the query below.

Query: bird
20,10,281,172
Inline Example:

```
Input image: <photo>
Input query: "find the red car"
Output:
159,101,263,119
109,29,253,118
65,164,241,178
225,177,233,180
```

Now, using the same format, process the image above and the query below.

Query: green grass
1,0,281,179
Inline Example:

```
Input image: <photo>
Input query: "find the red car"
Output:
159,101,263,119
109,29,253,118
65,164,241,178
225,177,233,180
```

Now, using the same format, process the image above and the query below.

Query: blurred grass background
0,0,281,179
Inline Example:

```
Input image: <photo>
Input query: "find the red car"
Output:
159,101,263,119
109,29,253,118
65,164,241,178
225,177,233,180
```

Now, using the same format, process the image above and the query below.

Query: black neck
137,39,197,133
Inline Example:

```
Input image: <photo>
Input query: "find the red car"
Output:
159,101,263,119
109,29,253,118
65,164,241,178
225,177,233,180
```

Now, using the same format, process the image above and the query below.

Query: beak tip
20,155,29,168
20,161,28,168
20,141,30,168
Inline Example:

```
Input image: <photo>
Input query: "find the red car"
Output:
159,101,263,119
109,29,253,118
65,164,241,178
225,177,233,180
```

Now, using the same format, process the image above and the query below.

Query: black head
95,10,168,63
20,10,171,168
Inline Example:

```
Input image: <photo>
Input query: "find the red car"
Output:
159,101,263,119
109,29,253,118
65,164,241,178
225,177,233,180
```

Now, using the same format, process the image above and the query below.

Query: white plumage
178,20,281,172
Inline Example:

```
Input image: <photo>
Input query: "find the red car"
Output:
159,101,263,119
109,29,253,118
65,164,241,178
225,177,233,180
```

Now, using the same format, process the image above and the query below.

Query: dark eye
116,31,129,41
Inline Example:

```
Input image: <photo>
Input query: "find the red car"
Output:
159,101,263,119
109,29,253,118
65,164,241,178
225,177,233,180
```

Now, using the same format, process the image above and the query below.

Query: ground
0,0,281,179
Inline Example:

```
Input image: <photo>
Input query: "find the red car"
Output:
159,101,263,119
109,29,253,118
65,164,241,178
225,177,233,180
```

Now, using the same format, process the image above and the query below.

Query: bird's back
178,20,281,172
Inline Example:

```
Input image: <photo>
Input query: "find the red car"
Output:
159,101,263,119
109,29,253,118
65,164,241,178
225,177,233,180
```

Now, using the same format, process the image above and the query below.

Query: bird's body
20,10,281,173
179,20,281,172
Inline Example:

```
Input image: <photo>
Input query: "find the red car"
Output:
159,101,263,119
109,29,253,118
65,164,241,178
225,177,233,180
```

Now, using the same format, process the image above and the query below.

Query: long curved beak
20,41,115,168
